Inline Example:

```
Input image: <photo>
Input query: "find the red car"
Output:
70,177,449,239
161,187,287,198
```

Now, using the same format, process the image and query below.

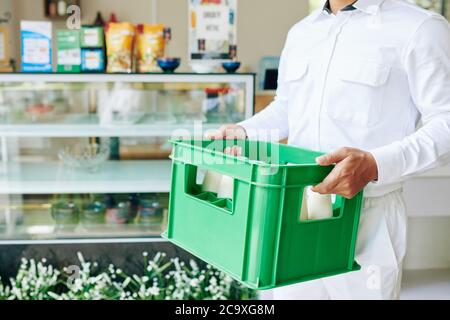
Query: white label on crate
23,38,50,64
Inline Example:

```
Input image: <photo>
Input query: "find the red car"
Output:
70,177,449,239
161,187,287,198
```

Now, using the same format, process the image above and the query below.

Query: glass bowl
58,143,110,173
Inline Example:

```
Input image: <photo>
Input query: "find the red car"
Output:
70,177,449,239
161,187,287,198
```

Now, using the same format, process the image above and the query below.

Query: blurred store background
0,0,448,300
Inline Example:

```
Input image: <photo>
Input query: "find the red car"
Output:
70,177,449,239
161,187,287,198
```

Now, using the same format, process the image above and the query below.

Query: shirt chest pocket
327,61,391,127
285,60,311,117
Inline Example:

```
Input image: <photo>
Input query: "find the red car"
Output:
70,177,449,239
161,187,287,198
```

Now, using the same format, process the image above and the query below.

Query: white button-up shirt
240,0,450,197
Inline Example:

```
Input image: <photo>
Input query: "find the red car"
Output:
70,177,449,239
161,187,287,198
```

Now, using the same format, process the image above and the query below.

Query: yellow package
136,24,165,73
106,22,136,73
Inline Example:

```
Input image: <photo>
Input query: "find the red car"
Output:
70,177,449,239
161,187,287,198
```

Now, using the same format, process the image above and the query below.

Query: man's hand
205,124,247,140
311,147,378,199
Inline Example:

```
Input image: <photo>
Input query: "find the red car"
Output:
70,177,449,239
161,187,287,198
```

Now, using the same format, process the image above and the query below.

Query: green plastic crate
163,139,363,290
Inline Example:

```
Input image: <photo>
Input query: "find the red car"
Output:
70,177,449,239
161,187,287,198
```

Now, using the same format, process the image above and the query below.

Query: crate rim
169,138,329,168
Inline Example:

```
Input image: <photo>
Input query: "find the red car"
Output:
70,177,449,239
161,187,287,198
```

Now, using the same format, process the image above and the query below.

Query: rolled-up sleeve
370,16,450,185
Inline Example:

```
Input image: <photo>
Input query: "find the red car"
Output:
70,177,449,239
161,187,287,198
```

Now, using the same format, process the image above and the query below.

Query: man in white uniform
208,0,450,299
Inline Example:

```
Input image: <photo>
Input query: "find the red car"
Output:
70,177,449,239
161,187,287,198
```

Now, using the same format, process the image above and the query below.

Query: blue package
21,21,53,72
81,48,105,72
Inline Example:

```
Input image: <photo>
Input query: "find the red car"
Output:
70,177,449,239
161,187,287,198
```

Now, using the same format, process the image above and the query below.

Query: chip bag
136,24,166,73
105,22,135,73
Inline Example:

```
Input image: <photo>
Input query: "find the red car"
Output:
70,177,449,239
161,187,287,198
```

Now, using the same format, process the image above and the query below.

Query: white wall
3,0,309,71
403,177,450,270
83,0,310,71
405,217,450,270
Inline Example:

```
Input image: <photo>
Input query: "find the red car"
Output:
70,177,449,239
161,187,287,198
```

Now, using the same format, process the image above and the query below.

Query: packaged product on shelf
81,201,106,227
93,11,106,27
21,21,53,72
57,0,68,17
57,30,81,73
0,26,10,66
81,48,105,72
105,22,135,73
136,195,163,226
136,24,165,73
80,25,104,48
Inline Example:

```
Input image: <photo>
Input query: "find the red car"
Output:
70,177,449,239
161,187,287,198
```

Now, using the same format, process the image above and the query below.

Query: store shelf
0,72,255,84
0,115,223,138
0,237,169,245
0,225,164,239
0,224,166,243
0,160,172,194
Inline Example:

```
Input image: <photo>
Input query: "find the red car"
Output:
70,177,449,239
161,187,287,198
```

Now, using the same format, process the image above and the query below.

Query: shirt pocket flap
339,62,391,87
285,61,309,82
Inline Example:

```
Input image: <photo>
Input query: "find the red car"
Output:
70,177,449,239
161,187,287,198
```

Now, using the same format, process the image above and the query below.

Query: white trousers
272,189,408,300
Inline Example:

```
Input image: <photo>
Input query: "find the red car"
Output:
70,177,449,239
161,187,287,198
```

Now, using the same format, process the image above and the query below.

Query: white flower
190,279,199,287
1,252,254,301
76,252,85,265
122,277,131,288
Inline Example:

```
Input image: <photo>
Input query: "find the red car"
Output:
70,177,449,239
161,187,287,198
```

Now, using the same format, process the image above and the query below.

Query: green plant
115,253,255,300
7,258,60,300
0,252,257,301
0,276,10,300
51,252,123,300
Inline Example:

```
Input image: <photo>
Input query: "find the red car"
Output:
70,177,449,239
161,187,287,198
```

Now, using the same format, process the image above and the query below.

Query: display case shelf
0,237,169,245
0,224,165,242
0,72,255,82
0,160,172,194
0,121,221,138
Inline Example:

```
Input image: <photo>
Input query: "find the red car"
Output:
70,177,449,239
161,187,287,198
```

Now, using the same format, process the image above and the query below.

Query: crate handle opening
184,164,234,213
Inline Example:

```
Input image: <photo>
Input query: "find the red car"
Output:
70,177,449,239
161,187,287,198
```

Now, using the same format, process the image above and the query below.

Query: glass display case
0,73,255,244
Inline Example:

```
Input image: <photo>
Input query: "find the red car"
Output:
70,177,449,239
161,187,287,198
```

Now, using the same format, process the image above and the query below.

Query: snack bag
136,24,165,73
105,22,135,73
